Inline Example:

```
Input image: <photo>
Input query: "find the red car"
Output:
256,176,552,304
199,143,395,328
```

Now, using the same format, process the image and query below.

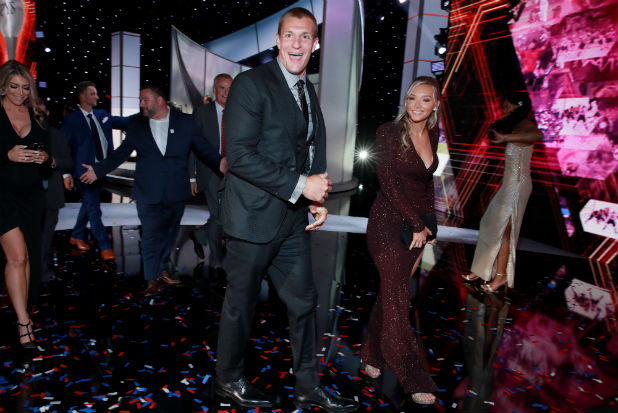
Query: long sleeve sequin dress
361,122,438,394
0,106,50,304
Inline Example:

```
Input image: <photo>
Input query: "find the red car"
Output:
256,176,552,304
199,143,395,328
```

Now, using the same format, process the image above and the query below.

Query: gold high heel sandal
481,272,508,294
411,392,436,405
360,362,381,380
460,273,479,282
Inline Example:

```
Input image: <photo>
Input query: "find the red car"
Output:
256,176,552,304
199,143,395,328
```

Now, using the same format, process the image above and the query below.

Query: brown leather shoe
101,249,115,260
70,237,90,251
144,279,163,297
159,271,181,285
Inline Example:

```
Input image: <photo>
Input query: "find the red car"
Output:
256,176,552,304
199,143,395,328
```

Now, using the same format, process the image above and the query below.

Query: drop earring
0,88,5,96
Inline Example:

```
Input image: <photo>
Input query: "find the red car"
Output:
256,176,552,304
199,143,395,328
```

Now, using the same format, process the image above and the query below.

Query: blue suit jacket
61,108,128,180
93,109,221,204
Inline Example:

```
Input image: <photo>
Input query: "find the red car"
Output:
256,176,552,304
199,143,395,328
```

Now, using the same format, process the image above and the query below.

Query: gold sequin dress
361,122,438,394
470,142,534,288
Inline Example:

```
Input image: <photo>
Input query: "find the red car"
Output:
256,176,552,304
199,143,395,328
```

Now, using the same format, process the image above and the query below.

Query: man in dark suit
38,102,74,284
79,86,224,297
61,81,127,262
28,100,74,302
215,8,357,412
188,73,232,274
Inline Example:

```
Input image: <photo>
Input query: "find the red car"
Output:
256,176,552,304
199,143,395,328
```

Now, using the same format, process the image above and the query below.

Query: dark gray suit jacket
45,127,73,210
190,102,222,194
221,59,327,243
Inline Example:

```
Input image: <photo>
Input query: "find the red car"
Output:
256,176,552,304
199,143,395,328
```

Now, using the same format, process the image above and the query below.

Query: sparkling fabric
470,143,534,288
361,122,439,394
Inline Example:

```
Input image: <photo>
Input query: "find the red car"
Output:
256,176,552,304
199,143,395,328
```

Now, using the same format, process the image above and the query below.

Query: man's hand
63,176,74,190
306,202,328,231
302,172,332,203
190,181,198,197
79,164,98,184
220,156,229,175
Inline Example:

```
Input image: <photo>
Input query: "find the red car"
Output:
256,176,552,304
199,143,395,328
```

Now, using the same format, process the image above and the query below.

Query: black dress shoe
294,386,358,413
188,231,205,259
215,377,274,408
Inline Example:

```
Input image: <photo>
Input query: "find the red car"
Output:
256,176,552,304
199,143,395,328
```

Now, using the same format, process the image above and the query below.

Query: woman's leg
487,220,511,290
408,251,436,404
0,228,34,343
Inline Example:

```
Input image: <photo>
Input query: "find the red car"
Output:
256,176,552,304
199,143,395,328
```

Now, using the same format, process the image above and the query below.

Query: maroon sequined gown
361,122,438,394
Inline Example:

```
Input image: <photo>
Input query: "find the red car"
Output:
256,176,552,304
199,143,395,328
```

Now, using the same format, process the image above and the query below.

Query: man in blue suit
62,81,127,261
80,85,224,297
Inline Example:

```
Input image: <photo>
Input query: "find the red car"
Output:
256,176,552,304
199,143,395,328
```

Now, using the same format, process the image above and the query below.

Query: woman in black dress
360,76,440,405
0,60,50,348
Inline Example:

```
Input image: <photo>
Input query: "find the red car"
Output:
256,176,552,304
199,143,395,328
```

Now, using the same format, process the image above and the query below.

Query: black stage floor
1,227,617,413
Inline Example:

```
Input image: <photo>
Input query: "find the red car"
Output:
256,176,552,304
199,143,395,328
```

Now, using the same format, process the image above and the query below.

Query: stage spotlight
44,47,51,53
399,0,407,3
441,0,451,11
355,147,374,164
434,27,448,59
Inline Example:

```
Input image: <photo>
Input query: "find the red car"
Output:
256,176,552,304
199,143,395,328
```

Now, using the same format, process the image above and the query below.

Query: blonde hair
0,60,45,128
395,76,440,148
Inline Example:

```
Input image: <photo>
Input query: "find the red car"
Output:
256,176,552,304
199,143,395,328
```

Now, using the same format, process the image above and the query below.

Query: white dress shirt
79,105,108,159
215,101,224,153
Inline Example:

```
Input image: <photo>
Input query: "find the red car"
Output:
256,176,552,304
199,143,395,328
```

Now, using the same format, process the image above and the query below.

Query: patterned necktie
220,110,225,157
296,80,309,124
87,113,104,160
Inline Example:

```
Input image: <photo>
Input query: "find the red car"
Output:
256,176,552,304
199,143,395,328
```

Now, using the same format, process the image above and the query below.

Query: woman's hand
489,129,509,144
32,150,49,164
409,227,432,250
7,145,44,163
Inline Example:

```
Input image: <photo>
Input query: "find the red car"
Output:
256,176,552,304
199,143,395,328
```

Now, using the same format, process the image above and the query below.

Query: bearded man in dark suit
79,86,224,297
214,7,357,413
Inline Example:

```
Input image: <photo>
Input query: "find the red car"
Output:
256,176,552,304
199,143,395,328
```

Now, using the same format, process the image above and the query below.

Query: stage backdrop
0,0,36,69
441,0,618,263
169,26,248,114
510,0,618,262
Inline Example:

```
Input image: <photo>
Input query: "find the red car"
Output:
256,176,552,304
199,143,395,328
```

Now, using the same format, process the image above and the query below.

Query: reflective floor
1,225,617,412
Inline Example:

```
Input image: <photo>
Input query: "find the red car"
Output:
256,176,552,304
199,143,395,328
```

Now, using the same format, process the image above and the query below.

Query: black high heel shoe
17,319,36,349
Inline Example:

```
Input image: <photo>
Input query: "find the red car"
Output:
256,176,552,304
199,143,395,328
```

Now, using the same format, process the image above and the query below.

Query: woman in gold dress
462,91,542,293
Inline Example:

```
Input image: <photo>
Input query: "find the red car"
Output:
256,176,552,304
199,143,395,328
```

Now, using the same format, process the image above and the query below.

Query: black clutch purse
400,213,437,247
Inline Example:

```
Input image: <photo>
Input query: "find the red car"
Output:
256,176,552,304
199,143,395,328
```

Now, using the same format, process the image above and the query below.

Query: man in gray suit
189,73,232,276
214,7,356,413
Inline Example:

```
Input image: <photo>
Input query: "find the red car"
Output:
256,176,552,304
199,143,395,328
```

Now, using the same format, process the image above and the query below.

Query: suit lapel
140,114,163,157
208,103,220,150
266,61,306,144
306,80,319,142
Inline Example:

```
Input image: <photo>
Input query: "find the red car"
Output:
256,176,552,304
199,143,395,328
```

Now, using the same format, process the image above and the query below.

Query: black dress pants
216,207,319,391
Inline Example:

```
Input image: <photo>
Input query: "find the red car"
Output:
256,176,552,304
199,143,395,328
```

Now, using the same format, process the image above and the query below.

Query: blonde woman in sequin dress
462,92,542,293
360,76,439,406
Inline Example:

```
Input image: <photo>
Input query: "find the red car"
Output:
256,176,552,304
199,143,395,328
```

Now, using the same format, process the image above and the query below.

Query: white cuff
288,175,307,204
